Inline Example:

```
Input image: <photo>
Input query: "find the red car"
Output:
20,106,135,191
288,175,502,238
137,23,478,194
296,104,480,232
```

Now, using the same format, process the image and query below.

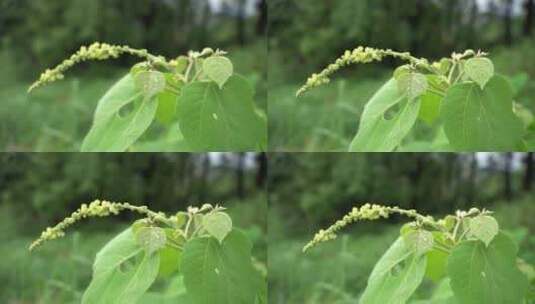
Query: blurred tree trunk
236,153,245,199
468,0,479,46
504,0,514,45
256,0,267,35
198,154,211,201
198,1,211,46
407,0,425,53
256,153,267,188
504,153,513,200
236,0,246,45
523,153,534,191
467,153,478,203
525,0,535,36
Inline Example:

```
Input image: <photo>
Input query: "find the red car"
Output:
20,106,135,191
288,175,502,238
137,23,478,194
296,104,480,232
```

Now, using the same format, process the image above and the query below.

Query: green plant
298,47,533,152
30,200,266,304
29,43,267,152
304,203,535,304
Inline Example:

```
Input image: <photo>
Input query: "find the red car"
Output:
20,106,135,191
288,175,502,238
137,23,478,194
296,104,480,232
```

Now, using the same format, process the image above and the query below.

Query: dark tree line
269,153,535,230
0,153,266,227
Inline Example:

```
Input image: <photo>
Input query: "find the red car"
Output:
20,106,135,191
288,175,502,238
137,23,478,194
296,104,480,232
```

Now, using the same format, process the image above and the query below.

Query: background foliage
269,0,535,151
0,0,267,151
269,152,535,303
0,152,267,303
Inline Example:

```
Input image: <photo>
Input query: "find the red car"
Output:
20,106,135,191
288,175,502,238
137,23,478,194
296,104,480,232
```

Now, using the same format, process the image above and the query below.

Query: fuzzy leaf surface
180,230,262,304
82,228,160,304
360,238,427,304
350,79,421,152
177,75,266,151
440,75,523,151
203,56,234,88
468,215,499,246
465,57,494,88
202,211,233,243
81,74,158,152
447,232,528,304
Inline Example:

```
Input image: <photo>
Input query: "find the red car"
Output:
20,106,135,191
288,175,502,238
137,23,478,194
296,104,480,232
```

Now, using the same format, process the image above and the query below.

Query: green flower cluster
28,43,161,92
29,200,166,251
303,204,435,252
297,47,431,96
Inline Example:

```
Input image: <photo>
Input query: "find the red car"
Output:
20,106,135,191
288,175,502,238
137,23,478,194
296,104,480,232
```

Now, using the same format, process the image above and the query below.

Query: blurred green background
269,152,535,303
0,152,267,303
0,0,267,151
269,0,535,151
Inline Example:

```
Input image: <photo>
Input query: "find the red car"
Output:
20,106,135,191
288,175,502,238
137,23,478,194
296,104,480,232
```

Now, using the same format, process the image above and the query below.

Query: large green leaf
440,75,524,151
81,74,159,152
177,75,266,151
360,238,427,304
349,79,421,152
180,230,263,304
447,232,528,304
82,229,160,304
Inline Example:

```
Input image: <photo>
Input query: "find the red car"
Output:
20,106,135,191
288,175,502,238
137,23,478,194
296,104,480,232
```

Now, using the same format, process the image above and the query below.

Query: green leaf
419,92,442,125
134,71,166,98
155,90,178,125
158,246,182,278
350,79,421,152
360,238,427,304
468,215,499,246
202,211,233,243
177,75,266,151
396,72,428,101
203,56,233,88
82,229,160,304
447,232,528,304
81,74,158,152
425,248,449,283
135,227,167,254
403,229,434,256
181,230,263,304
440,75,524,151
465,57,494,88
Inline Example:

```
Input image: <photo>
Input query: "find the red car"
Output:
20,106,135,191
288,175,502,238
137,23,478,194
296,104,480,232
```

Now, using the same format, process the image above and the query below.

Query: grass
268,197,535,304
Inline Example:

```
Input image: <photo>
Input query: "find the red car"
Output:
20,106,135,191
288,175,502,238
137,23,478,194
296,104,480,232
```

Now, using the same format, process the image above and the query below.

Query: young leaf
468,215,499,246
177,75,266,151
202,211,233,243
447,232,528,304
81,74,158,152
181,229,263,304
82,229,160,304
465,57,494,88
135,226,167,254
440,75,524,151
134,71,166,98
203,56,234,88
396,72,428,101
403,229,434,256
360,238,427,304
349,79,421,152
